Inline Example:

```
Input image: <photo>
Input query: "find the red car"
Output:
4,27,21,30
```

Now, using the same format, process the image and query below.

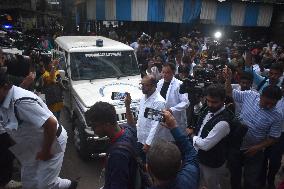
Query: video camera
194,67,216,82
179,78,204,104
234,40,266,54
139,32,151,43
179,66,219,103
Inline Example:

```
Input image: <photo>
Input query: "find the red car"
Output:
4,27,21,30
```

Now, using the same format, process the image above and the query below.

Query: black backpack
111,142,152,189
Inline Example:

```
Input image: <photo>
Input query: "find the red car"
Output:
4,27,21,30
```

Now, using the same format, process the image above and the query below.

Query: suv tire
73,119,91,161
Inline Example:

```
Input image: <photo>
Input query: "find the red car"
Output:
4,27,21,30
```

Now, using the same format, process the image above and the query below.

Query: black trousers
260,133,284,186
0,133,15,186
228,150,264,189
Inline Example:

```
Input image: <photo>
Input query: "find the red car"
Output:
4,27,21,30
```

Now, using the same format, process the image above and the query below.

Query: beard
207,106,221,113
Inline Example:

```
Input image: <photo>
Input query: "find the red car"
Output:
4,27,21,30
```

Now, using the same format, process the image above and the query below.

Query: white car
54,36,142,160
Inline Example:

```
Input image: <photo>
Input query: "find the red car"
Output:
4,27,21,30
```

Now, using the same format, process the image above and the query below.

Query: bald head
141,75,157,96
143,75,157,86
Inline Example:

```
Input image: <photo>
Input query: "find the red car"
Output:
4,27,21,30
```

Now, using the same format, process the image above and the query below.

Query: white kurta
156,77,189,141
137,90,166,145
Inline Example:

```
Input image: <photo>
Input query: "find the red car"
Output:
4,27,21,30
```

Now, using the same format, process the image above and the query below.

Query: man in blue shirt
146,110,199,189
224,67,282,189
260,80,284,189
244,52,283,92
85,101,138,189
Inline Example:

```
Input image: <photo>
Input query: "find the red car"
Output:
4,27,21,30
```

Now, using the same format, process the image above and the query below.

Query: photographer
177,64,191,81
86,101,138,189
189,84,231,189
181,55,195,77
41,58,65,121
146,110,199,189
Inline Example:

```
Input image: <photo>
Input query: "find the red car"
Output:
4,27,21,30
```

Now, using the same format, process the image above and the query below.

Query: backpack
111,142,152,189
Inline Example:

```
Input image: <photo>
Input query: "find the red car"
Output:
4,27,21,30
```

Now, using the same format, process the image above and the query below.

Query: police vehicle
53,36,142,160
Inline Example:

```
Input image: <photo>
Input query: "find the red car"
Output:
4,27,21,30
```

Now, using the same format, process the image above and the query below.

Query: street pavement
60,107,104,189
11,106,284,189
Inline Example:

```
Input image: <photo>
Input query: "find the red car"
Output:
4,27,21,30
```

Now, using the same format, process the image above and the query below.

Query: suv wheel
73,120,91,161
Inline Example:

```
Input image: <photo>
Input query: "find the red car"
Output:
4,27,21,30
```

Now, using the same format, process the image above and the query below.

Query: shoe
68,180,78,189
4,180,22,189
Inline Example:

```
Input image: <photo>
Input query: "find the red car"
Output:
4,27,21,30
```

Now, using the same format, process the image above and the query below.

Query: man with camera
85,101,138,189
146,110,199,189
156,63,189,141
224,66,282,189
189,84,231,189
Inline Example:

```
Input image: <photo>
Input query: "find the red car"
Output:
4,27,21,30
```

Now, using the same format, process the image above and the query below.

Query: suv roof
55,36,133,53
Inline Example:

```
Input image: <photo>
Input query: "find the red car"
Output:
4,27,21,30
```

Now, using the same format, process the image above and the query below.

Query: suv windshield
70,51,140,80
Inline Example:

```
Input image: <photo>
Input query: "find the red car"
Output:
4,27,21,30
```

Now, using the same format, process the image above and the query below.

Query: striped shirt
233,89,282,150
245,66,283,92
276,98,284,132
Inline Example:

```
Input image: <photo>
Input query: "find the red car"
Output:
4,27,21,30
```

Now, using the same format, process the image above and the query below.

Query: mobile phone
111,92,127,100
144,107,164,122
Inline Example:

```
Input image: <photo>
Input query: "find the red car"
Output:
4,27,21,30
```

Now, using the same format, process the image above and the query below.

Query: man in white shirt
161,39,172,50
191,84,231,189
0,72,77,189
156,63,189,141
136,75,166,161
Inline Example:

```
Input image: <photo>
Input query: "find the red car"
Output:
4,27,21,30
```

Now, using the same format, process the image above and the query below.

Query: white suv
54,36,142,160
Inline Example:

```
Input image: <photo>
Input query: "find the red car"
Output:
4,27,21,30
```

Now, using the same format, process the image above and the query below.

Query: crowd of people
0,27,283,189
92,29,284,189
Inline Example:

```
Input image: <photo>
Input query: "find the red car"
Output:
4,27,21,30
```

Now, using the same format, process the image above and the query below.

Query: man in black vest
191,84,231,189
